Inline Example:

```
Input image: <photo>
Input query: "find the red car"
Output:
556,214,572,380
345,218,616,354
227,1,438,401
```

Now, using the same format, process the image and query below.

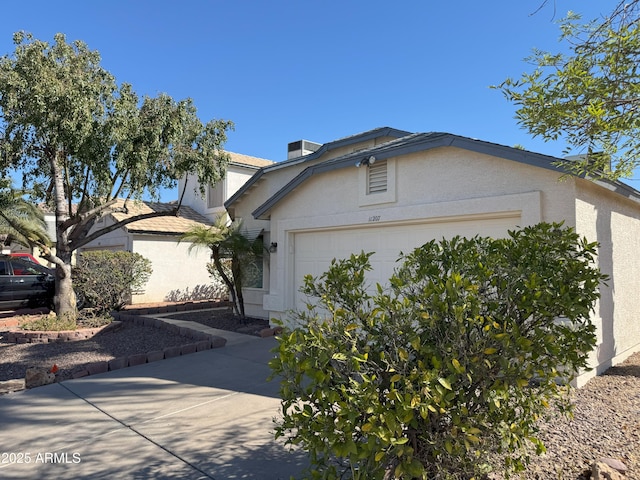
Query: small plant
73,250,152,314
19,312,77,331
270,223,606,479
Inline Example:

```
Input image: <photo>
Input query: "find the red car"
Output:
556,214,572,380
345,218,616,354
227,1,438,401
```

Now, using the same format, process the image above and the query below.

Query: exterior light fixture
269,242,278,253
355,156,376,168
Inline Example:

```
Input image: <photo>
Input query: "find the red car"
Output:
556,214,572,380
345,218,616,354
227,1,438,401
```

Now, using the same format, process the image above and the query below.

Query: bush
269,223,606,480
73,250,152,313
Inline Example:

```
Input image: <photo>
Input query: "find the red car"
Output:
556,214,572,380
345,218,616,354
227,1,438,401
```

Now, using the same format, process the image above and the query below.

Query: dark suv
0,255,55,310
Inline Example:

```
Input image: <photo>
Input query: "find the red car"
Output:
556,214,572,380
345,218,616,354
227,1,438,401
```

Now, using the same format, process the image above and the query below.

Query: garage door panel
293,215,520,312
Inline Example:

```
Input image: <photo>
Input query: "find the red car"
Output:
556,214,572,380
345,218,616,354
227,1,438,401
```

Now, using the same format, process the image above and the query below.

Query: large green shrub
269,223,606,479
73,250,152,313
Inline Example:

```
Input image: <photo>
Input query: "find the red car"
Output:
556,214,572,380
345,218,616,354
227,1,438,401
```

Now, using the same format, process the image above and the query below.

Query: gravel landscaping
0,307,638,479
0,307,267,384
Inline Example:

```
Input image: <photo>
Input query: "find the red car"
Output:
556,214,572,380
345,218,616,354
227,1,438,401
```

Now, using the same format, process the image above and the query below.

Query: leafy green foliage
0,178,50,249
497,2,640,180
73,250,152,313
0,32,233,318
180,215,264,317
270,223,605,479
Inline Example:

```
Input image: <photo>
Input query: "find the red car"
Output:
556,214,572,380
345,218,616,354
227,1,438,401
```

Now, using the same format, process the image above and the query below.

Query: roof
109,199,213,235
227,152,274,169
247,131,640,220
224,127,411,209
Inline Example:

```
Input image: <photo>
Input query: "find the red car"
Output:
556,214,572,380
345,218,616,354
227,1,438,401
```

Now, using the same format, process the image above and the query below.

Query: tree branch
71,206,181,250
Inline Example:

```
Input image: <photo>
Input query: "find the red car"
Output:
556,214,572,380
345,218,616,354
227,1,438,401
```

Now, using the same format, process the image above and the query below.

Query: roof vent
287,140,321,159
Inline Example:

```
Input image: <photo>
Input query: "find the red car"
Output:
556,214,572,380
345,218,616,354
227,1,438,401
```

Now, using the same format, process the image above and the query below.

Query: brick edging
6,323,118,344
69,313,227,379
121,300,231,316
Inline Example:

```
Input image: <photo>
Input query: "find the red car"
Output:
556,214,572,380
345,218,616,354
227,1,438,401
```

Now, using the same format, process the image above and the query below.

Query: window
207,182,226,209
367,160,387,194
243,235,264,289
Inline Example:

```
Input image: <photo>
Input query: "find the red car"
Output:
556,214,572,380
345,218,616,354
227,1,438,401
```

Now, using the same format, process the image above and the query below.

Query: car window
0,261,7,276
10,260,47,276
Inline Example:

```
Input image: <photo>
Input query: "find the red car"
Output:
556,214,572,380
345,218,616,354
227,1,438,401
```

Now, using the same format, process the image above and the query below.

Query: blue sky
0,1,629,200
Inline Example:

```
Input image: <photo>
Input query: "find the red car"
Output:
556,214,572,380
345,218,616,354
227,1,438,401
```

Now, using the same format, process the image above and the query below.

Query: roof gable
250,132,640,219
225,127,411,210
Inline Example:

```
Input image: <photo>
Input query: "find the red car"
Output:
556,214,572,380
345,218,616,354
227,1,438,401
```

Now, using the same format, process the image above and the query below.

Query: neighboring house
180,152,274,223
80,199,219,304
224,126,640,387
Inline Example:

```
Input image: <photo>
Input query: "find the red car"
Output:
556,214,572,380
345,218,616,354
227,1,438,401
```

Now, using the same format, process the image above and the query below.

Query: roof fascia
252,132,640,219
224,127,412,210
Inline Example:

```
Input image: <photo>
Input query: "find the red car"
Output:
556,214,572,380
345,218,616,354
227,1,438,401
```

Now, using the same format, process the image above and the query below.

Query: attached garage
292,213,520,310
226,127,640,385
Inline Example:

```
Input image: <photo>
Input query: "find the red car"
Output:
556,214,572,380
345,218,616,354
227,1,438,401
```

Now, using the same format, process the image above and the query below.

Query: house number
368,215,381,222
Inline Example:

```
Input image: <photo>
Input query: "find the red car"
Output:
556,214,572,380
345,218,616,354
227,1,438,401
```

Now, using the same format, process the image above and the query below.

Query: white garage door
293,215,520,311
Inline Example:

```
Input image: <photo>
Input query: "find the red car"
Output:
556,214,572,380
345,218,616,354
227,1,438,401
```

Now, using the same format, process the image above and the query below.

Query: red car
9,252,41,264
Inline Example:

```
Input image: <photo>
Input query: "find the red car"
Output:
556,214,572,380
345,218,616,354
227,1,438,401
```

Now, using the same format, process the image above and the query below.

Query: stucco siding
130,235,215,304
575,180,640,379
181,166,256,222
262,149,583,324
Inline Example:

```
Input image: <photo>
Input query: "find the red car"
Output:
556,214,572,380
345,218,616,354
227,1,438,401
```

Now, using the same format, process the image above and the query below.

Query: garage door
293,215,520,311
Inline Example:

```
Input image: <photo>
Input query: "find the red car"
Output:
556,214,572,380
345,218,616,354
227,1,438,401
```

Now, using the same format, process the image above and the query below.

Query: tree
180,215,264,318
497,1,640,180
270,223,605,479
0,32,233,321
0,178,50,251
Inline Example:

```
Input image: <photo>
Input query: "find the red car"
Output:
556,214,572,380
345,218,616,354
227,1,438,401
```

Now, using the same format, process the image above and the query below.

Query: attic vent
287,139,321,159
367,160,387,194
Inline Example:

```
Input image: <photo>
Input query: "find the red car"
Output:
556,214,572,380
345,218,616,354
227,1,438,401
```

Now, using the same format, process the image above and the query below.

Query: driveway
0,336,308,479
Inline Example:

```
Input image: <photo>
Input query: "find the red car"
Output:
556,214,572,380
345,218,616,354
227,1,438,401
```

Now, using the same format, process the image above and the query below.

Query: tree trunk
54,257,77,321
231,253,246,318
51,149,77,323
211,247,240,317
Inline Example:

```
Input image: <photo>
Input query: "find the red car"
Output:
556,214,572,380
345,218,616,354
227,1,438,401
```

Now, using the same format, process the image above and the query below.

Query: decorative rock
0,379,25,394
25,368,55,388
598,458,628,473
592,462,625,480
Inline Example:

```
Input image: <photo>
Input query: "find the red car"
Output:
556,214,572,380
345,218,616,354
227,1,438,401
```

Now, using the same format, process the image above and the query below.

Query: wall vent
368,160,388,194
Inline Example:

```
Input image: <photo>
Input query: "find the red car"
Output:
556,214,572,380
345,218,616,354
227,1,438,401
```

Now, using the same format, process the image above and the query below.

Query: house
77,152,274,304
224,127,640,387
180,151,274,223
79,199,220,304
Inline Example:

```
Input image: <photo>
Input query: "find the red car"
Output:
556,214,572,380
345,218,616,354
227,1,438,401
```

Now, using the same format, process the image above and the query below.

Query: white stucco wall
80,216,221,305
130,235,217,304
180,164,260,222
261,149,575,320
574,179,640,383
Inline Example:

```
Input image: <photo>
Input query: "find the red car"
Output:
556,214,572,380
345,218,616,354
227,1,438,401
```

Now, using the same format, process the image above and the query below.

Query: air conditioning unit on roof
287,140,321,159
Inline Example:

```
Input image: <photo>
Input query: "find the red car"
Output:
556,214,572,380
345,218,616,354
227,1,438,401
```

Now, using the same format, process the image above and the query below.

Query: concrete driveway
0,336,308,479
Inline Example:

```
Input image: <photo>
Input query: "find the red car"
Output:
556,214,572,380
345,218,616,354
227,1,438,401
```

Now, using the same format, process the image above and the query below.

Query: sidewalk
0,316,308,479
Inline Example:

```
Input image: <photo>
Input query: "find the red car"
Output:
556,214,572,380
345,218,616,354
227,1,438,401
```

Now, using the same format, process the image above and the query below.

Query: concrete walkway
0,315,308,479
